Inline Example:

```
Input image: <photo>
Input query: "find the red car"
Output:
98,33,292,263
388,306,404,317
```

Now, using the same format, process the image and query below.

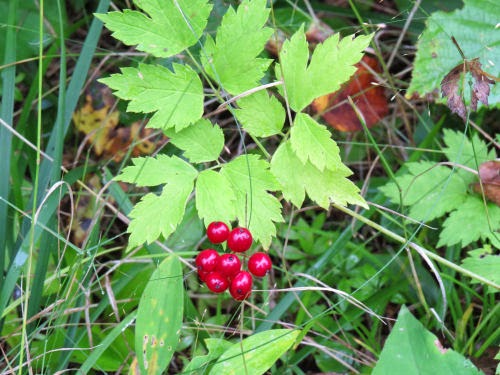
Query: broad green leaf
438,195,500,248
407,0,500,106
442,129,496,185
99,63,203,130
136,256,184,374
373,306,483,375
208,329,300,375
234,90,285,137
271,141,367,209
276,28,372,112
221,155,283,248
184,338,232,374
461,246,500,290
290,113,341,172
125,157,198,248
195,170,237,226
166,119,224,163
379,161,468,222
201,0,273,94
116,154,198,187
95,0,212,58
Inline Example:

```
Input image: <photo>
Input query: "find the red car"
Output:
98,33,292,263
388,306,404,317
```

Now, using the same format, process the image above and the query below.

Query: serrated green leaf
208,329,300,375
136,256,184,374
438,195,500,248
379,161,468,222
124,156,198,248
99,63,203,130
407,0,500,106
442,129,496,184
201,0,273,94
373,306,483,375
95,0,212,58
195,169,237,226
271,141,367,209
290,113,341,171
184,338,232,374
116,154,198,187
166,119,224,163
276,28,372,112
461,247,500,289
221,155,283,248
234,90,285,137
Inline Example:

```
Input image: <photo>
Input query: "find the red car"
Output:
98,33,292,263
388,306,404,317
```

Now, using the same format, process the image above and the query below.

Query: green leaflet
461,246,500,290
114,155,198,249
276,28,372,112
195,169,237,226
99,63,204,131
165,119,225,163
135,256,184,374
271,141,367,209
373,306,483,375
290,113,342,172
407,0,500,107
221,155,283,249
234,90,285,137
95,0,212,58
209,329,300,375
183,338,232,374
201,0,273,94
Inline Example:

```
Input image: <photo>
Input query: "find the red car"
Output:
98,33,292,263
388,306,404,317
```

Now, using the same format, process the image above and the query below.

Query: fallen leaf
471,160,500,206
440,58,496,121
311,55,389,131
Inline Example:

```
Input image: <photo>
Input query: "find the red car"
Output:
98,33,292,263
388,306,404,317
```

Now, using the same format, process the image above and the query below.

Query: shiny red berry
229,271,253,301
206,221,230,244
197,269,210,282
205,272,230,293
195,249,219,272
216,253,241,279
227,227,253,253
248,252,272,277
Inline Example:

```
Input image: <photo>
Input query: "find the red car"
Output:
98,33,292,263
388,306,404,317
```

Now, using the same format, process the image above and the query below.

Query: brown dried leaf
471,160,500,206
440,58,495,121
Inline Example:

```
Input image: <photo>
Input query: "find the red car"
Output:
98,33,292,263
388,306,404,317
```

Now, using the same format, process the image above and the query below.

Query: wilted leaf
311,55,388,131
441,58,496,120
471,160,500,206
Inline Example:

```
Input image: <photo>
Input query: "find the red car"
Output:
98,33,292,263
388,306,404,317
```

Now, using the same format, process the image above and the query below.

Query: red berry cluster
195,222,272,301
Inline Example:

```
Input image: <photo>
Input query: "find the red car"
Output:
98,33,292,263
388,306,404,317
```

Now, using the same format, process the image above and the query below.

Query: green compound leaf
234,90,285,137
290,113,342,172
184,338,232,374
276,28,372,112
136,256,184,374
221,155,283,249
196,169,237,226
95,0,212,58
379,161,468,222
438,195,500,248
461,246,500,290
116,154,197,187
373,306,483,375
201,0,273,95
271,141,367,209
117,155,198,249
99,63,203,131
166,119,224,163
209,329,300,375
407,0,500,107
442,129,496,185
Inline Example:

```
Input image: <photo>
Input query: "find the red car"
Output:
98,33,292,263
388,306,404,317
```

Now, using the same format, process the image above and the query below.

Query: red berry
248,252,272,277
229,271,253,301
205,272,230,293
216,253,241,279
206,221,230,244
227,227,253,253
195,249,219,272
198,269,210,282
